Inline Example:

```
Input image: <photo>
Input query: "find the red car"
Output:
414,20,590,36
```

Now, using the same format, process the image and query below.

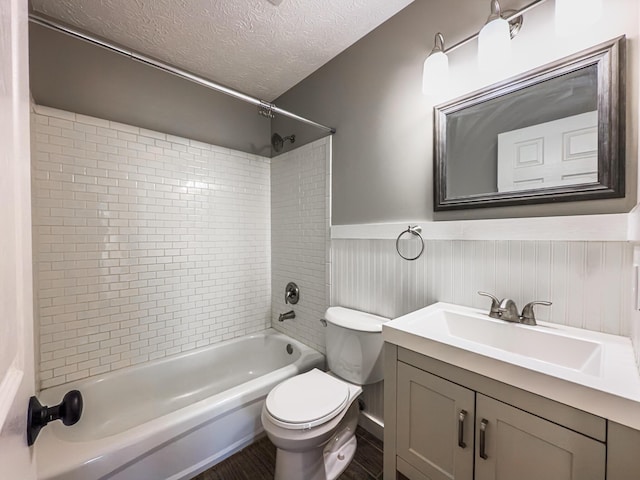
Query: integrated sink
424,309,603,375
383,302,640,395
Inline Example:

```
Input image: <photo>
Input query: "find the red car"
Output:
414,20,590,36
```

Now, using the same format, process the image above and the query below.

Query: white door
497,111,598,192
0,0,37,478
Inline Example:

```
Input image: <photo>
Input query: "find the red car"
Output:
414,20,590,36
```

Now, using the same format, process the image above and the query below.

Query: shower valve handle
285,282,300,304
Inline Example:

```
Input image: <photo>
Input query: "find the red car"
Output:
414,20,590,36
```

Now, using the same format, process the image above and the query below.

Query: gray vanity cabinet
474,394,605,480
397,362,474,480
386,344,608,480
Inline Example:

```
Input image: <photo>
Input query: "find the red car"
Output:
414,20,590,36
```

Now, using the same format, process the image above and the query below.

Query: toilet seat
265,369,351,430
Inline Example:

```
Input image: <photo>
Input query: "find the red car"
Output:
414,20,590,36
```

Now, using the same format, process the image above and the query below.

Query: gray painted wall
273,0,639,224
29,24,270,156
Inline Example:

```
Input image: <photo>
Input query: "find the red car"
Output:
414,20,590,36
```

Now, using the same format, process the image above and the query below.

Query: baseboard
358,410,384,441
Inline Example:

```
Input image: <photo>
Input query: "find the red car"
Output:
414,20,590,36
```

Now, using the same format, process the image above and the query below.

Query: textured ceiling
30,0,414,101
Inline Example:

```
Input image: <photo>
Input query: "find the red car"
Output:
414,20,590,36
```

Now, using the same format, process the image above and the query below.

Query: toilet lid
265,369,350,429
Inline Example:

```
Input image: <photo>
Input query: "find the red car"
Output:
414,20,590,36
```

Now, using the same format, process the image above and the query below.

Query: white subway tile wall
32,105,271,389
271,138,331,353
333,238,635,424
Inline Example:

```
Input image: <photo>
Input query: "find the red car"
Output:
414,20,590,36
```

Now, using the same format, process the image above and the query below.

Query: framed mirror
434,36,625,211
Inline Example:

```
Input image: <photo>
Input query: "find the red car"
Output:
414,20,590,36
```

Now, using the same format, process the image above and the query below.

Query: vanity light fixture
422,33,449,95
478,0,512,70
422,0,529,95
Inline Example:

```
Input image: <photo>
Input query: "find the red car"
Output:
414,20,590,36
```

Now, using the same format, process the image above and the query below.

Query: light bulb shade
555,0,603,35
422,51,449,95
478,17,511,71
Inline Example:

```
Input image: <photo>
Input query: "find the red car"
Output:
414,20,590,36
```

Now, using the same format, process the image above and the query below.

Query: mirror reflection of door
444,65,598,198
497,111,598,192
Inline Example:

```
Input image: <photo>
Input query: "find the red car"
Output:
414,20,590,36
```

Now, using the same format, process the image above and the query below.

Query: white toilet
261,306,389,480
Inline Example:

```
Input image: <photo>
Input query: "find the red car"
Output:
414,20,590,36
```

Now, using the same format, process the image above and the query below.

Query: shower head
271,133,295,153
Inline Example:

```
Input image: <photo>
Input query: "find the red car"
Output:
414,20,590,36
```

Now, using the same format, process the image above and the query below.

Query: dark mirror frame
434,36,625,211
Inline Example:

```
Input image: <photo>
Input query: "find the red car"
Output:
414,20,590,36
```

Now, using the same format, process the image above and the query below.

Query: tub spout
279,310,296,322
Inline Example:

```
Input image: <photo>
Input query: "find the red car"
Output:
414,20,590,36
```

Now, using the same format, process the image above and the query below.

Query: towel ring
396,225,424,261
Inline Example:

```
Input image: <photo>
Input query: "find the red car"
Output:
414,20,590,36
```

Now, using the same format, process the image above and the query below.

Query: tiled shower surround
270,138,331,353
32,105,271,389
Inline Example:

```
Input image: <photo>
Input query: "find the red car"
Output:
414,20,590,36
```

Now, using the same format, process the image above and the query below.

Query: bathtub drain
286,344,293,355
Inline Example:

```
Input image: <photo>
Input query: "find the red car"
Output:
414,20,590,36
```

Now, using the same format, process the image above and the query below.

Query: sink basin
383,303,616,380
430,309,602,375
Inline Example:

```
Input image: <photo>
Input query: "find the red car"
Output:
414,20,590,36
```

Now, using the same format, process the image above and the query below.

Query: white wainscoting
332,238,635,424
332,239,632,333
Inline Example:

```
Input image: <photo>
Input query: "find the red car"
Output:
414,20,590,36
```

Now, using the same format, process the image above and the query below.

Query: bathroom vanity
382,303,640,480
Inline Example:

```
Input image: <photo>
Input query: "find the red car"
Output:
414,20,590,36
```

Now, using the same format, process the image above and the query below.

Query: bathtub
35,329,324,480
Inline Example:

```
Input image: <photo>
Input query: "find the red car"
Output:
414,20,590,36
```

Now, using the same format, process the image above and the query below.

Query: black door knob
27,390,83,446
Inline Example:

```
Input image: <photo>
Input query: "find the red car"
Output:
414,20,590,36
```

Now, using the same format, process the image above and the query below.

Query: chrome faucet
497,298,520,323
278,310,296,322
478,292,551,325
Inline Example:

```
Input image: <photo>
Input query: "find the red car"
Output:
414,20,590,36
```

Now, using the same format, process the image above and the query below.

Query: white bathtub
35,329,324,480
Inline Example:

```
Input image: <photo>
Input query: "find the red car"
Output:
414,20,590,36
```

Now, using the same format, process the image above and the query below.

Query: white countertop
383,302,640,431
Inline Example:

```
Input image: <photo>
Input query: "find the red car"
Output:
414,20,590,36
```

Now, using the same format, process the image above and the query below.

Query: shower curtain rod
29,13,337,135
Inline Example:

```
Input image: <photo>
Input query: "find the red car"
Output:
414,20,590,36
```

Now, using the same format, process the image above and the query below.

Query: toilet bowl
261,307,389,480
261,369,362,480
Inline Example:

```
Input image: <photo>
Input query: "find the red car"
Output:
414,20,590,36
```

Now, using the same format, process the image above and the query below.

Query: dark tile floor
192,426,384,480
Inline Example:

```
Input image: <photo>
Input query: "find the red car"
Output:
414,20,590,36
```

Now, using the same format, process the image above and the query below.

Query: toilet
261,306,389,480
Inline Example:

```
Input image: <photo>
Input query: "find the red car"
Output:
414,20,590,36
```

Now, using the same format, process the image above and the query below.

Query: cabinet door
397,362,475,480
474,394,605,480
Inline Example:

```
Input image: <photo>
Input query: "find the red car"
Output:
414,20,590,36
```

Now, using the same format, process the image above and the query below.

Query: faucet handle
520,301,552,325
478,292,501,318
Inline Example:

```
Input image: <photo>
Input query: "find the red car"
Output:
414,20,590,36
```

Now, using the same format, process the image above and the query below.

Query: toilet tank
324,307,389,385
